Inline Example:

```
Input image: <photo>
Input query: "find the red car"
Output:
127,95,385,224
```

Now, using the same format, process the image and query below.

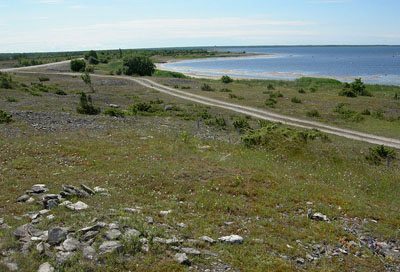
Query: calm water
162,46,400,85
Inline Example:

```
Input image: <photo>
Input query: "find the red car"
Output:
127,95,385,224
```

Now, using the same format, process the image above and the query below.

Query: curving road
2,61,400,149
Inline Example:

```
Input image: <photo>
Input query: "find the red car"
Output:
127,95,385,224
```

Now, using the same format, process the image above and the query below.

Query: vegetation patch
123,55,155,76
201,83,215,92
365,145,396,165
0,72,13,89
306,109,320,118
0,109,13,123
339,78,371,97
76,92,101,115
104,107,126,117
70,59,86,72
291,97,302,103
221,75,233,84
153,70,188,78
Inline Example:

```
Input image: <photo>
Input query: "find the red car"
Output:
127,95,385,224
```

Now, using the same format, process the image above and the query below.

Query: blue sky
0,0,399,52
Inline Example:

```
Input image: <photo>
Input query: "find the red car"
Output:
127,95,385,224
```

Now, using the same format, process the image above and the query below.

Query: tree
88,56,99,65
70,59,86,72
123,55,155,76
84,50,98,60
221,75,233,84
76,92,100,115
81,70,95,92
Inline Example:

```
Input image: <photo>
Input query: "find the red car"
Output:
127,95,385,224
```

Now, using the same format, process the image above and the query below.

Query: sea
160,46,400,86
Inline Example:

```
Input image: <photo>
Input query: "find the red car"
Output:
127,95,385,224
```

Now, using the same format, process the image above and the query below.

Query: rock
145,216,154,224
296,257,305,264
109,104,120,108
26,197,35,204
0,218,3,224
78,224,104,233
56,251,74,265
94,186,107,193
37,262,54,272
218,235,244,244
5,262,18,271
47,227,67,245
181,247,201,255
82,246,97,260
36,242,45,254
80,184,95,195
309,212,330,222
66,201,88,211
160,210,172,215
124,228,141,238
98,241,123,254
14,224,43,240
62,238,80,251
174,253,190,265
80,231,99,242
177,223,187,228
124,207,140,213
224,222,235,226
42,194,60,201
39,209,50,215
201,236,216,244
17,195,30,202
46,215,55,220
166,237,183,245
105,229,121,240
202,250,219,257
62,185,90,198
109,222,119,229
45,199,59,210
164,104,173,111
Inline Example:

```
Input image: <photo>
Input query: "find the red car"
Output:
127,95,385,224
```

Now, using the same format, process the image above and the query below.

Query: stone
105,229,121,240
224,222,235,226
37,262,54,272
309,212,330,222
62,238,81,251
98,241,123,254
177,223,187,228
45,199,59,210
201,236,216,244
166,237,183,245
36,242,45,254
78,224,104,233
46,215,55,220
109,104,120,108
80,231,99,241
124,228,141,238
160,210,172,215
26,197,35,204
296,257,305,264
80,184,95,195
56,251,74,265
66,201,88,211
124,207,140,213
39,209,51,215
17,195,30,202
174,253,190,265
5,262,18,271
0,218,4,224
14,224,43,240
218,235,244,244
47,227,67,245
109,222,119,229
145,216,154,224
82,246,97,260
165,104,173,111
94,186,107,193
181,247,201,255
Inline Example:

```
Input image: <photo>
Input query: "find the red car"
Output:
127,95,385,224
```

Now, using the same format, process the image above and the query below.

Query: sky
0,0,399,53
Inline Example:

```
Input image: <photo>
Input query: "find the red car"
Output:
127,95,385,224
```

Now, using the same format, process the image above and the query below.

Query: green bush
291,97,302,103
0,72,13,89
339,87,357,97
361,109,371,115
150,98,163,104
306,110,320,118
339,78,371,97
123,55,155,76
269,91,283,98
116,68,123,75
205,116,227,129
365,145,396,164
84,50,98,60
220,88,232,93
233,118,251,132
70,59,86,72
242,124,329,152
55,90,67,95
371,109,385,120
229,93,238,99
88,56,99,65
265,98,277,107
394,93,399,100
153,69,188,78
38,76,50,82
201,83,215,91
6,97,19,102
298,88,306,94
131,102,152,114
310,86,318,92
104,107,125,117
76,92,100,115
181,86,191,90
221,75,233,84
267,84,275,90
0,110,12,124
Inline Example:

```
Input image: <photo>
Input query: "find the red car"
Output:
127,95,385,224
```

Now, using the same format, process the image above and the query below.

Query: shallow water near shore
161,46,400,85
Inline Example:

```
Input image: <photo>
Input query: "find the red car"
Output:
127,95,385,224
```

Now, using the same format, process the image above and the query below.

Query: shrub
76,92,100,115
371,109,385,120
173,85,179,89
291,97,302,103
70,59,86,72
233,118,251,132
201,84,215,92
153,70,188,78
88,56,99,65
205,116,227,129
365,145,396,164
85,66,95,73
219,88,232,92
0,72,13,89
229,93,238,99
306,110,320,118
55,90,67,95
221,75,233,84
265,98,277,107
310,85,318,92
339,87,357,97
116,68,123,75
361,109,371,115
38,76,50,82
242,124,329,152
6,97,19,102
298,88,306,94
181,86,191,90
269,91,283,98
0,110,13,124
123,55,155,76
81,71,94,92
267,84,275,90
394,93,399,100
104,107,125,117
84,50,98,60
339,78,371,97
131,102,152,114
197,110,212,120
150,98,163,104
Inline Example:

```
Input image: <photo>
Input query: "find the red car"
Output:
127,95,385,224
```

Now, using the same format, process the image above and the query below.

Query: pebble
160,210,172,215
66,201,88,211
174,253,190,265
98,241,123,254
17,195,30,202
37,262,54,272
201,236,216,244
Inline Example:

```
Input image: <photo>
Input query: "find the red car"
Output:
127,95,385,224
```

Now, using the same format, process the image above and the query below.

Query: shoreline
156,55,400,86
